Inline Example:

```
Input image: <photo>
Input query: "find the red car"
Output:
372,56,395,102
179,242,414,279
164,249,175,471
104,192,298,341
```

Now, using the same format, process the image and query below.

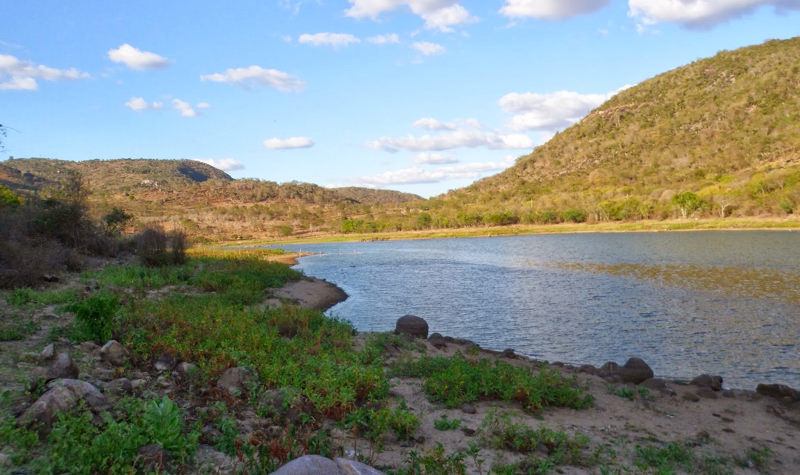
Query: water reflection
282,231,800,389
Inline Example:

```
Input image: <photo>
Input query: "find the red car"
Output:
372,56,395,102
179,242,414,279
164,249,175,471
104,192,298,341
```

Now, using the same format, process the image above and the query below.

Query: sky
2,1,799,198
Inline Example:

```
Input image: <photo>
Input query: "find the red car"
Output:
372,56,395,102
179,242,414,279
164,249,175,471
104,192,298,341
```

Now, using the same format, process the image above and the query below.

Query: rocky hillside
437,37,800,223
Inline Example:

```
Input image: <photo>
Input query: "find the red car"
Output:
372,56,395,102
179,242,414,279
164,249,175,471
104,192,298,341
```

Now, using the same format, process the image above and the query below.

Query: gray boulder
271,455,385,475
620,358,654,384
756,383,800,402
217,367,256,398
20,379,109,428
395,315,429,339
691,374,723,391
100,340,130,366
154,354,176,372
39,343,55,362
46,353,79,380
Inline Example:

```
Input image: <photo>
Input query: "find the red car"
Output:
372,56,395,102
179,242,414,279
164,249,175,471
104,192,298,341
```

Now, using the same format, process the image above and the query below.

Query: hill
427,37,800,225
0,158,422,241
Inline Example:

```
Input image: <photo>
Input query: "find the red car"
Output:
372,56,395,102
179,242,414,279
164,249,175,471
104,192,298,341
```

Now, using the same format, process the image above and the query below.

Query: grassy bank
223,216,800,247
1,252,596,473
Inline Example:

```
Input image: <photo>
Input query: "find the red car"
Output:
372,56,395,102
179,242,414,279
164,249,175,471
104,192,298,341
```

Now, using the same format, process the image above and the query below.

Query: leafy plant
434,414,462,431
66,290,120,342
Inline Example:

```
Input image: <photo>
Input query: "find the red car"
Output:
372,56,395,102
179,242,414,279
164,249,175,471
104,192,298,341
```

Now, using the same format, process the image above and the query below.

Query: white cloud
628,0,800,28
196,102,210,109
298,32,361,48
499,90,611,131
412,41,445,55
124,97,164,111
107,44,170,70
367,129,533,152
172,99,200,117
196,158,244,171
367,33,401,44
264,136,315,149
350,159,513,186
0,54,89,91
201,66,305,92
413,152,458,164
413,117,456,130
345,1,476,31
500,0,611,19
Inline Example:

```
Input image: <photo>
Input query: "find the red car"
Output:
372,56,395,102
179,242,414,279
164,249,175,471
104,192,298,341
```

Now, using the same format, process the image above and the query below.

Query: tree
0,123,5,152
671,192,704,218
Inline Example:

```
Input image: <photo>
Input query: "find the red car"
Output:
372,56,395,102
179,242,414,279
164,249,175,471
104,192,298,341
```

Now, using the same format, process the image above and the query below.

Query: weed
392,354,593,412
434,414,462,431
66,290,120,342
634,441,695,474
739,446,772,470
397,443,468,475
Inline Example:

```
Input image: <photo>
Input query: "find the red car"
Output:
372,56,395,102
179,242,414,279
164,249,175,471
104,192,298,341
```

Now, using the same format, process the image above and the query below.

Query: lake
279,231,800,390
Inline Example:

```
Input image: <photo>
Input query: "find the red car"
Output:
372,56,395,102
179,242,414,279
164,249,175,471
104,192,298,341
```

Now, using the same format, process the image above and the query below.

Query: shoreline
220,216,800,247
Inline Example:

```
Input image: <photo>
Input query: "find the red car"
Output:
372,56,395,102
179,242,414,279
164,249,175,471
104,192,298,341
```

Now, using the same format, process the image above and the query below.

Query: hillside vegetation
430,37,800,226
0,158,422,241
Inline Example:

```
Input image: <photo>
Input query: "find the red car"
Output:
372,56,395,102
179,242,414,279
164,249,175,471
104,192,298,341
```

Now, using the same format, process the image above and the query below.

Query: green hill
429,37,800,225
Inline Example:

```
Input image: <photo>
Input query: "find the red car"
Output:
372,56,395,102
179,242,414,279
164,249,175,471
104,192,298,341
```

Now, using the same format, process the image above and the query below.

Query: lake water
278,231,800,390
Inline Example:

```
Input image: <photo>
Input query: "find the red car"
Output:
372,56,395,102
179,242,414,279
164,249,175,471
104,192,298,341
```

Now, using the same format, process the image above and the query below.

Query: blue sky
2,1,799,197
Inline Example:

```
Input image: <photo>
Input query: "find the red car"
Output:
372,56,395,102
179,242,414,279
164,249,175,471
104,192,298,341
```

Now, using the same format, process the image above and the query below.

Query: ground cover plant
391,355,594,412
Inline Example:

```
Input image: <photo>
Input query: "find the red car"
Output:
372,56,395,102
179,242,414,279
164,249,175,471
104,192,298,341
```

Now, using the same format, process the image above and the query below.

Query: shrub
136,226,187,267
67,291,120,342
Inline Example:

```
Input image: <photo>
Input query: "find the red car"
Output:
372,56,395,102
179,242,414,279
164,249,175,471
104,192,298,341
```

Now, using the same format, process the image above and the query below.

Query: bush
136,227,187,267
67,291,120,342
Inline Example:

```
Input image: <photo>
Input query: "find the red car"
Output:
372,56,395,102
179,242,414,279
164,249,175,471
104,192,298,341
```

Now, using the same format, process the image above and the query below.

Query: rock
104,378,133,397
0,452,10,468
192,444,238,473
100,340,130,366
691,374,723,391
78,341,101,355
460,403,477,414
46,353,79,380
20,379,109,429
42,274,59,283
154,354,176,372
40,312,61,320
39,343,55,362
176,362,199,379
156,374,174,389
131,379,147,393
136,444,171,473
271,455,385,475
217,367,256,398
428,333,447,349
578,364,598,375
620,358,654,384
395,315,429,339
756,383,800,402
272,455,340,474
333,457,385,474
461,427,476,437
598,362,622,382
641,378,674,395
501,348,517,359
258,388,310,424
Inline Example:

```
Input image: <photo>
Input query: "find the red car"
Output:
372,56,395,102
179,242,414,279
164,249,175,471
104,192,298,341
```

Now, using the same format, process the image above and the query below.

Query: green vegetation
391,355,593,412
433,414,461,431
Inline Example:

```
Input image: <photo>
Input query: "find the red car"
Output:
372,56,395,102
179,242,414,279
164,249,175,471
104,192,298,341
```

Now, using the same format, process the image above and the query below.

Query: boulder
501,348,517,359
100,340,130,366
176,362,199,380
598,362,622,382
333,458,385,475
271,455,339,474
154,354,176,372
691,374,723,391
46,353,79,380
78,341,101,355
578,364,598,375
39,343,55,362
217,367,256,398
104,378,133,397
395,315,429,339
192,444,238,473
620,358,654,384
20,379,109,429
641,378,674,395
271,455,385,475
428,333,447,349
756,383,800,402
